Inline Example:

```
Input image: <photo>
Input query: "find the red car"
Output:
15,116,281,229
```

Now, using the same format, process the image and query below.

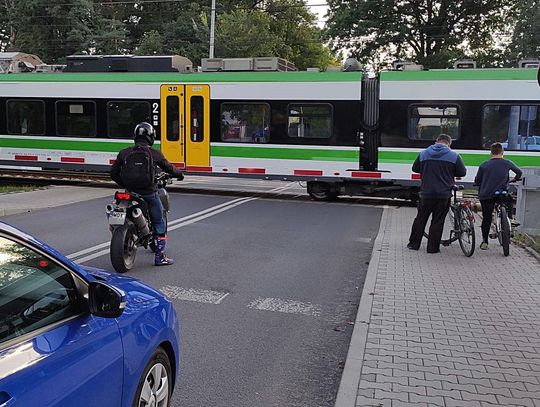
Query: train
1,55,539,200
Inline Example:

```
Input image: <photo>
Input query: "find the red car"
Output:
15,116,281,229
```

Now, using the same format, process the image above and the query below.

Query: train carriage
377,68,540,186
0,60,539,200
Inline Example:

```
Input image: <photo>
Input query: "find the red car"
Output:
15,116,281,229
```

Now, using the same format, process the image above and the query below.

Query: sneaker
480,242,488,250
407,243,419,250
155,254,175,266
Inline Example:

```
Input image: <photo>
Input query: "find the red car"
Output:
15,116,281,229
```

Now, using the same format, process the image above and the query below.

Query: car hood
80,265,165,305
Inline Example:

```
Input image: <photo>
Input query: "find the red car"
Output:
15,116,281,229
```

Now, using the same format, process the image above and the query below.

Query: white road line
68,242,110,259
75,249,111,264
247,297,322,317
68,183,295,263
355,237,373,243
168,197,258,232
160,285,230,304
167,196,253,226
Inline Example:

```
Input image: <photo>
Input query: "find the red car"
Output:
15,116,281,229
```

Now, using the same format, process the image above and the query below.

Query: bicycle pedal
489,233,497,239
442,241,451,247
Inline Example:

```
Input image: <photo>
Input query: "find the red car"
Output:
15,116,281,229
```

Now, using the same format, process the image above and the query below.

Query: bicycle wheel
423,206,454,245
458,207,475,257
499,206,511,256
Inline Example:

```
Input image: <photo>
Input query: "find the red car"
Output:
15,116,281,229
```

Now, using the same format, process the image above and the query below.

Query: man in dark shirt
474,142,522,250
408,134,467,253
111,122,184,266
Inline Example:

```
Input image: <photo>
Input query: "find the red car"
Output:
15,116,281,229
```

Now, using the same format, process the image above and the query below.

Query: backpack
120,145,155,190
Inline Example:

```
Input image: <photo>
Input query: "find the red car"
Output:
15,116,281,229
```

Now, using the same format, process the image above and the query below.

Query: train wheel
307,181,338,201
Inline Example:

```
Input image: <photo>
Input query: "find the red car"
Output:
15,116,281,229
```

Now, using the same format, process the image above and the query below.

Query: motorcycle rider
110,122,184,266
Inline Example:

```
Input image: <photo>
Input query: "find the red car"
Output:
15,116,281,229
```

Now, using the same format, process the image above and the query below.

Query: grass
0,184,44,194
514,233,540,254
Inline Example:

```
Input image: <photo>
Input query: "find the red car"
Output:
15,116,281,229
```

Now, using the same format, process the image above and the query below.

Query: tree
264,0,334,69
215,9,279,57
324,0,508,69
1,0,99,63
135,30,165,55
506,0,540,63
212,0,335,69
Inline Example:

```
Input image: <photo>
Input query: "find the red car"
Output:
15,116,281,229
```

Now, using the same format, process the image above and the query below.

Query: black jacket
474,158,522,200
412,143,467,199
110,141,183,195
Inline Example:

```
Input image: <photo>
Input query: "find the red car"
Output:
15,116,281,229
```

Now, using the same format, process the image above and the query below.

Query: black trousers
480,197,514,243
408,197,451,252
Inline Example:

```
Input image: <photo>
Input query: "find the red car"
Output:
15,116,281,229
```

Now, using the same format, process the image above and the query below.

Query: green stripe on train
0,137,132,152
380,69,537,81
0,71,362,83
210,145,359,161
2,137,538,167
378,150,540,167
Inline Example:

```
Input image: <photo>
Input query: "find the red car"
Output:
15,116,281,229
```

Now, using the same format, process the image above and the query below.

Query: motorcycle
106,172,171,273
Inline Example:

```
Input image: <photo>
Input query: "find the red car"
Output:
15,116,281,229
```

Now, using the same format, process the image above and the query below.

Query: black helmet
133,122,156,146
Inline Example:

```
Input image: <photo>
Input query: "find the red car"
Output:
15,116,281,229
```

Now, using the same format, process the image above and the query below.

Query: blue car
0,221,180,407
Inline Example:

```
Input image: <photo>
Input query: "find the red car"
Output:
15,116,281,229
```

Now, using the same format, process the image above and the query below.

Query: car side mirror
88,281,126,318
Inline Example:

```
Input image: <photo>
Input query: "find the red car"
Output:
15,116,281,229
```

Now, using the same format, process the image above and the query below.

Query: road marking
68,184,295,263
247,297,322,317
355,237,373,243
160,285,230,304
68,242,109,259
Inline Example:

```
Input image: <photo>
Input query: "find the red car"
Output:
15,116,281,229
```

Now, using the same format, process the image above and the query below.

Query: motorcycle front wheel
110,222,138,273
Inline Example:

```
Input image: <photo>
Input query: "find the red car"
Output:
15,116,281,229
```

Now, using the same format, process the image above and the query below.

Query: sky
306,0,329,28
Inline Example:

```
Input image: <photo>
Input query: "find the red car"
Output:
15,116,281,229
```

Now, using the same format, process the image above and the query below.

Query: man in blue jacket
408,134,467,253
474,142,522,250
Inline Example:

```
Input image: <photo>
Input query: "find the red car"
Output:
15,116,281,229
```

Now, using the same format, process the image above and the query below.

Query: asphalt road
5,187,382,407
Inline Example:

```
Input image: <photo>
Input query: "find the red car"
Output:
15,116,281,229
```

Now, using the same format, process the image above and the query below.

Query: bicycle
423,185,476,257
489,190,512,256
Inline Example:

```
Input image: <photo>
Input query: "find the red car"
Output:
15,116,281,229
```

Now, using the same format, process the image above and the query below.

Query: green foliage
135,31,165,55
215,10,279,57
323,0,510,69
214,0,335,69
0,0,334,69
506,0,540,63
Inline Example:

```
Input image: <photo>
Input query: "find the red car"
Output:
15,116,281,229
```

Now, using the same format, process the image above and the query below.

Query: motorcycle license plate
109,211,126,225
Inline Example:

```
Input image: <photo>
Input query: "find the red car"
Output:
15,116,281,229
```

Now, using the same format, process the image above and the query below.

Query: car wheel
132,347,172,407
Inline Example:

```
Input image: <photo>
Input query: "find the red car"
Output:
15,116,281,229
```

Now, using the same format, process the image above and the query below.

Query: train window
6,100,45,135
56,101,96,137
190,96,204,142
107,101,150,139
482,105,540,151
287,104,332,139
408,105,460,140
220,103,270,143
166,96,180,141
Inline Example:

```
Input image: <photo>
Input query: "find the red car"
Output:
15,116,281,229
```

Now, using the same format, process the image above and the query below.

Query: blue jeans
141,192,166,236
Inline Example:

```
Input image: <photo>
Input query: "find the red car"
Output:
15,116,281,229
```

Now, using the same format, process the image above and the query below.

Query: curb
0,208,32,217
334,206,389,407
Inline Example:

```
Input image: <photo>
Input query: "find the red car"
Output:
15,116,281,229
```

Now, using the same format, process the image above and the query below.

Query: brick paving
336,206,540,407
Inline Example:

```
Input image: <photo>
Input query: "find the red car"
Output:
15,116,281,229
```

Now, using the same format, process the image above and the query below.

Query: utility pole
209,0,216,58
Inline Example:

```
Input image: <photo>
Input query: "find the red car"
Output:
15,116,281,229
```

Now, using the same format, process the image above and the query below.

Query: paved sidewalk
336,206,540,407
0,186,112,217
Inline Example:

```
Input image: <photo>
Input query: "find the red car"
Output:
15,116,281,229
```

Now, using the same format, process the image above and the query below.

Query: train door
159,84,210,169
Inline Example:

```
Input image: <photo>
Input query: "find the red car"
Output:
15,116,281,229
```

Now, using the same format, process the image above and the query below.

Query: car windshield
0,236,80,343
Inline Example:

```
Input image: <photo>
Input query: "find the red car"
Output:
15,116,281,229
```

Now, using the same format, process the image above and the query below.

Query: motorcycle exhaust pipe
132,207,151,237
158,188,170,212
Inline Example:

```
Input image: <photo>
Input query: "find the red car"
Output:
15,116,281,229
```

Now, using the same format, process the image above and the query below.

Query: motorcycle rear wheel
110,222,138,273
